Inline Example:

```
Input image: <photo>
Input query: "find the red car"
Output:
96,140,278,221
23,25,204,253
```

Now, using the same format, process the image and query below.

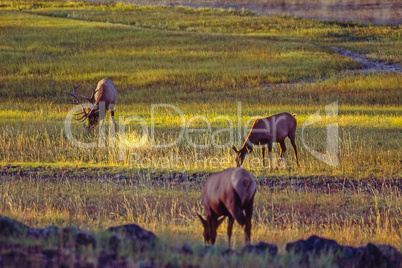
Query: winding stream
332,47,401,73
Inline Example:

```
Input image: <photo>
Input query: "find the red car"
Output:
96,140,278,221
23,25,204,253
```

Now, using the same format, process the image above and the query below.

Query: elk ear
232,145,238,153
196,213,207,227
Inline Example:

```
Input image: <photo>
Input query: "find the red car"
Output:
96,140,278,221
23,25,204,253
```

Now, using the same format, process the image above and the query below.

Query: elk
64,78,117,131
232,112,300,169
196,167,256,248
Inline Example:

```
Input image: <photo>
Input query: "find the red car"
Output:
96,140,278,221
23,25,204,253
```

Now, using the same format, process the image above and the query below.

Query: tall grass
0,100,400,177
0,171,400,250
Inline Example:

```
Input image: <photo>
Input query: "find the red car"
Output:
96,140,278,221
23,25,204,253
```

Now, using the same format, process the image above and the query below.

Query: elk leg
262,145,266,167
290,139,300,167
99,118,105,137
227,216,235,248
111,110,117,131
279,141,287,167
279,141,286,158
244,194,255,244
268,142,273,171
97,112,106,147
231,192,247,226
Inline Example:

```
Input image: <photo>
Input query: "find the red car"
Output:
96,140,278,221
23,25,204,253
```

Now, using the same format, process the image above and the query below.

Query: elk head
64,83,99,131
196,213,224,245
232,145,252,167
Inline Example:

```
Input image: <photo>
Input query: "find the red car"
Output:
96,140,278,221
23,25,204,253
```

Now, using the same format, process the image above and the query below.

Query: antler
64,82,89,121
80,86,99,105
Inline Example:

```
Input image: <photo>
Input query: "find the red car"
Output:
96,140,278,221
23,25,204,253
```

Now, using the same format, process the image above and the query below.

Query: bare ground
0,165,400,193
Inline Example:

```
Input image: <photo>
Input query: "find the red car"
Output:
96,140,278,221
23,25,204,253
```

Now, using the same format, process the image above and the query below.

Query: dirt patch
258,175,401,194
332,47,402,72
0,165,400,194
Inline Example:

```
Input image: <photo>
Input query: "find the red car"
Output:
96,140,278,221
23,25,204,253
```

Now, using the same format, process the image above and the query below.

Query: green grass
0,11,360,98
0,1,400,99
0,1,400,177
0,1,401,264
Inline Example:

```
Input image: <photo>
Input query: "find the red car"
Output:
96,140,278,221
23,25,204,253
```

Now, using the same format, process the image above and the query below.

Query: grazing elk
64,78,117,132
196,167,256,248
232,112,299,169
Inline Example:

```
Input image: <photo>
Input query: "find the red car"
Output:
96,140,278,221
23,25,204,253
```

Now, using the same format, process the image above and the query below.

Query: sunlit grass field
0,0,401,262
1,100,401,177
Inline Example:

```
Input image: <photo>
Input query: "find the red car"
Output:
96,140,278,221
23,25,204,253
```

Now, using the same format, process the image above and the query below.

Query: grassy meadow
0,0,401,265
112,0,402,25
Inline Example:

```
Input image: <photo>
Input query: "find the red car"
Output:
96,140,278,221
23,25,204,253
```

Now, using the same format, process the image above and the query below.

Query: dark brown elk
196,168,256,248
232,112,299,169
64,78,117,131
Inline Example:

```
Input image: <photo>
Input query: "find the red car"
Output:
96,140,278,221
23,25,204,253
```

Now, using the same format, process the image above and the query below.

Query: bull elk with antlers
232,112,300,169
197,168,256,248
64,78,117,131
